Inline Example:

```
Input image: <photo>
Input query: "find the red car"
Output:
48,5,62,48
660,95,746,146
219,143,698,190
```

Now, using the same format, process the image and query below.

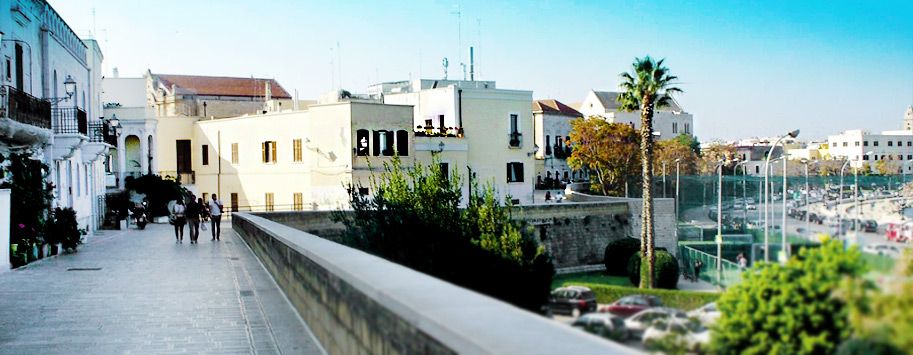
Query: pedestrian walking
693,260,703,282
209,194,224,241
737,253,749,270
186,196,202,244
545,191,551,202
171,199,186,243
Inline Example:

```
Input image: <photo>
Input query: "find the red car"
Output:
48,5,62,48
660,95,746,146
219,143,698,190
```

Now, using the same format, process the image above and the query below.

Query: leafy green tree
333,157,554,311
125,174,186,216
711,239,866,354
617,56,682,288
655,137,700,176
567,118,640,196
0,153,54,246
671,133,701,156
604,238,641,276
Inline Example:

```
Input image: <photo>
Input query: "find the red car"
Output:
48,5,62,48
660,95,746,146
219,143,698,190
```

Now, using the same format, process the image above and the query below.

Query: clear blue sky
50,0,913,142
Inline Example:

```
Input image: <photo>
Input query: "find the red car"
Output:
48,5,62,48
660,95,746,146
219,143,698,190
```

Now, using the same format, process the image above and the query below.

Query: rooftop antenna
442,58,449,80
337,41,342,90
476,18,481,80
329,47,335,90
451,5,461,78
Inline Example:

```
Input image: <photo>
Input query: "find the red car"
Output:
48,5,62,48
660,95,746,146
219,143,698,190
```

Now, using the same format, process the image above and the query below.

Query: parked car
624,307,688,340
548,286,598,318
603,294,663,318
863,220,878,233
642,319,711,352
862,243,902,257
687,302,721,326
570,313,630,341
746,204,757,210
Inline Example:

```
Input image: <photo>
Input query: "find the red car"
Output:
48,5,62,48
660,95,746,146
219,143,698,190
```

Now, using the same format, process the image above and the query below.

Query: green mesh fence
679,244,744,289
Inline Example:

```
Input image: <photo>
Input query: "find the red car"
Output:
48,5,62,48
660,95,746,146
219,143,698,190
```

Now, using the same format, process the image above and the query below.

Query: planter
40,244,49,259
28,244,38,262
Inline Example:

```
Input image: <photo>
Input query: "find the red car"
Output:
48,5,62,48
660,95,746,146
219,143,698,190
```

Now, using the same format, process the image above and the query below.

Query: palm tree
617,56,682,288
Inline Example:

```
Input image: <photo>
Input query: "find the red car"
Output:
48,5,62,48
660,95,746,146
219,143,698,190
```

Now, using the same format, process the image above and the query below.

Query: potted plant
54,207,85,252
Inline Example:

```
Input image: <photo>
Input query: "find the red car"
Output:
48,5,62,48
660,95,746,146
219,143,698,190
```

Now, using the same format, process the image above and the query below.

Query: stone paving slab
0,221,325,355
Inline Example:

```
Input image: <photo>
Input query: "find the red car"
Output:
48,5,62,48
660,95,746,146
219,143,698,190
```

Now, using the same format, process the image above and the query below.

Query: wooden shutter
262,142,267,163
384,131,394,156
396,130,409,156
270,142,277,163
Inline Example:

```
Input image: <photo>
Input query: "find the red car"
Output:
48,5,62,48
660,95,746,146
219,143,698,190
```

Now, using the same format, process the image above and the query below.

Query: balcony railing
414,126,464,138
508,131,522,148
88,122,117,146
0,85,52,129
52,107,88,135
158,171,196,185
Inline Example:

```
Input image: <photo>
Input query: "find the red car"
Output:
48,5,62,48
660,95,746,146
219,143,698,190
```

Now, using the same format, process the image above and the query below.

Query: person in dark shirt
185,196,203,244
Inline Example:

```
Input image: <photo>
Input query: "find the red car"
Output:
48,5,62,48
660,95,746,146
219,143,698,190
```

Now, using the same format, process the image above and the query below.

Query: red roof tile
152,74,292,99
533,99,583,117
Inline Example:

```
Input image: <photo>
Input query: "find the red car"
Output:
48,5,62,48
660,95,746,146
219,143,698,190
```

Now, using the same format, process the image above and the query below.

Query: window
396,130,409,156
888,141,894,147
507,162,524,183
545,135,552,155
293,193,303,210
358,187,369,196
874,141,879,146
76,164,80,196
4,57,10,80
899,141,903,147
356,129,369,156
265,193,274,211
908,155,912,160
202,144,209,165
684,123,690,134
202,193,209,202
864,155,870,161
672,122,678,134
15,44,23,90
508,114,521,148
439,162,449,182
438,114,445,131
755,166,760,174
293,139,303,162
864,141,869,146
231,143,239,164
908,142,912,147
842,142,847,147
262,141,277,163
854,141,859,146
383,131,394,156
372,131,381,156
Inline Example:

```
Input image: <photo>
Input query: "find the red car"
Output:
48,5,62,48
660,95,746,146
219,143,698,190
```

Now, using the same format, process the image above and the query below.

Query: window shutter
271,142,277,163
507,164,512,181
516,163,524,182
396,130,409,156
262,142,267,163
356,130,369,156
372,131,380,156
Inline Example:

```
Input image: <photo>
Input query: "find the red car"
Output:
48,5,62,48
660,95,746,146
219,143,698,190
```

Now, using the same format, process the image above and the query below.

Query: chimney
112,67,119,78
469,47,474,81
265,81,272,101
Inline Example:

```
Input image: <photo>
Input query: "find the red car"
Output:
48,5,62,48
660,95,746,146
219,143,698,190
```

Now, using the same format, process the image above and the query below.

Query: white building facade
0,0,113,235
577,90,693,141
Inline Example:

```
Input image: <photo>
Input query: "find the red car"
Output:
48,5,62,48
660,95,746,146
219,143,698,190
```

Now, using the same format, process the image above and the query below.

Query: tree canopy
567,118,640,196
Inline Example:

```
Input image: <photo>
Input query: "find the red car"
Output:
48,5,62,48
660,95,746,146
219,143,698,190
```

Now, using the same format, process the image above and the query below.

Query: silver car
624,307,688,340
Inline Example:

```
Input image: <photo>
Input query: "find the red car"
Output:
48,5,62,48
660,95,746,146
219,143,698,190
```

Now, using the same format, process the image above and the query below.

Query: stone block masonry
233,213,635,354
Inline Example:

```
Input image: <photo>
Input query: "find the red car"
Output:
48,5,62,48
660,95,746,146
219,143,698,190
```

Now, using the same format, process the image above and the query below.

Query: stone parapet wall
232,213,634,355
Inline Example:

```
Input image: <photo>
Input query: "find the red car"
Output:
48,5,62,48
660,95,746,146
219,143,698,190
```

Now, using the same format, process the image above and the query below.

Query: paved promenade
0,221,324,355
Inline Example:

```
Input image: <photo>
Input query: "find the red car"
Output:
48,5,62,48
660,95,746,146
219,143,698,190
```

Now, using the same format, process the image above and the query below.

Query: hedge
553,281,720,311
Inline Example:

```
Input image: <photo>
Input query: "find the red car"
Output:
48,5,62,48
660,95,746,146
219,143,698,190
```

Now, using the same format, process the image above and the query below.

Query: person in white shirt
171,199,186,244
208,194,224,241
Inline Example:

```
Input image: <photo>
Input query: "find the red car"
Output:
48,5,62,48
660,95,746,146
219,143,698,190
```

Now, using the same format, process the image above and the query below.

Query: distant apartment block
576,90,693,141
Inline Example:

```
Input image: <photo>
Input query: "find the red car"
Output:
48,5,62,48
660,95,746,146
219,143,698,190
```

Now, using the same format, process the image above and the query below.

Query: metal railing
0,85,52,129
508,131,522,148
52,107,88,135
88,121,117,145
158,171,195,185
679,245,744,289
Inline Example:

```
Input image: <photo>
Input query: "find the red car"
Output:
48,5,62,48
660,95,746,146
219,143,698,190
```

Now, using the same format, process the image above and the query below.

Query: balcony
414,126,464,138
52,108,88,135
88,122,118,146
0,86,53,145
508,131,522,148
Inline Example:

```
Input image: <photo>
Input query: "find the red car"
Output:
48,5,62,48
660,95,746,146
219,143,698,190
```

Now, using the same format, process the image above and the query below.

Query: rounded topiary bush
627,250,680,289
604,238,641,276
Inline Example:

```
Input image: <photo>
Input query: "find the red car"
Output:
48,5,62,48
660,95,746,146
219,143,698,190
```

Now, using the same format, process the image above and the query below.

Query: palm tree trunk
640,97,656,289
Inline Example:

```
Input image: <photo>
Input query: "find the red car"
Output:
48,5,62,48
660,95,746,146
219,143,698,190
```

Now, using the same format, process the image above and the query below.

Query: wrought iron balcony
0,85,52,129
88,122,117,146
52,107,88,135
508,131,522,148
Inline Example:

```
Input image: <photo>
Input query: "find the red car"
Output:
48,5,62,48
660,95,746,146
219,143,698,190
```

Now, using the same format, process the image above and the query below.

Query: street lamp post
675,158,681,224
781,156,789,262
854,152,873,234
839,158,851,233
801,159,816,240
716,159,726,284
764,129,800,262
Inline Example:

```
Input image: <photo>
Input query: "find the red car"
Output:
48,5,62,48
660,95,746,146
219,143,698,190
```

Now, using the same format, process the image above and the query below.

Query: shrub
604,238,641,276
552,282,720,310
333,157,554,311
628,250,680,289
835,338,904,355
711,239,866,354
52,207,85,251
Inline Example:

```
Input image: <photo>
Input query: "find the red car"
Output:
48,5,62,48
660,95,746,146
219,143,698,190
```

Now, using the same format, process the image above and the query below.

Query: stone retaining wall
233,213,634,355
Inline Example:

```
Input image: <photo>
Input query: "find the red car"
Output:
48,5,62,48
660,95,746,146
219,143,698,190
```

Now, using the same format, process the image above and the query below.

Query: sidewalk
0,221,324,355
